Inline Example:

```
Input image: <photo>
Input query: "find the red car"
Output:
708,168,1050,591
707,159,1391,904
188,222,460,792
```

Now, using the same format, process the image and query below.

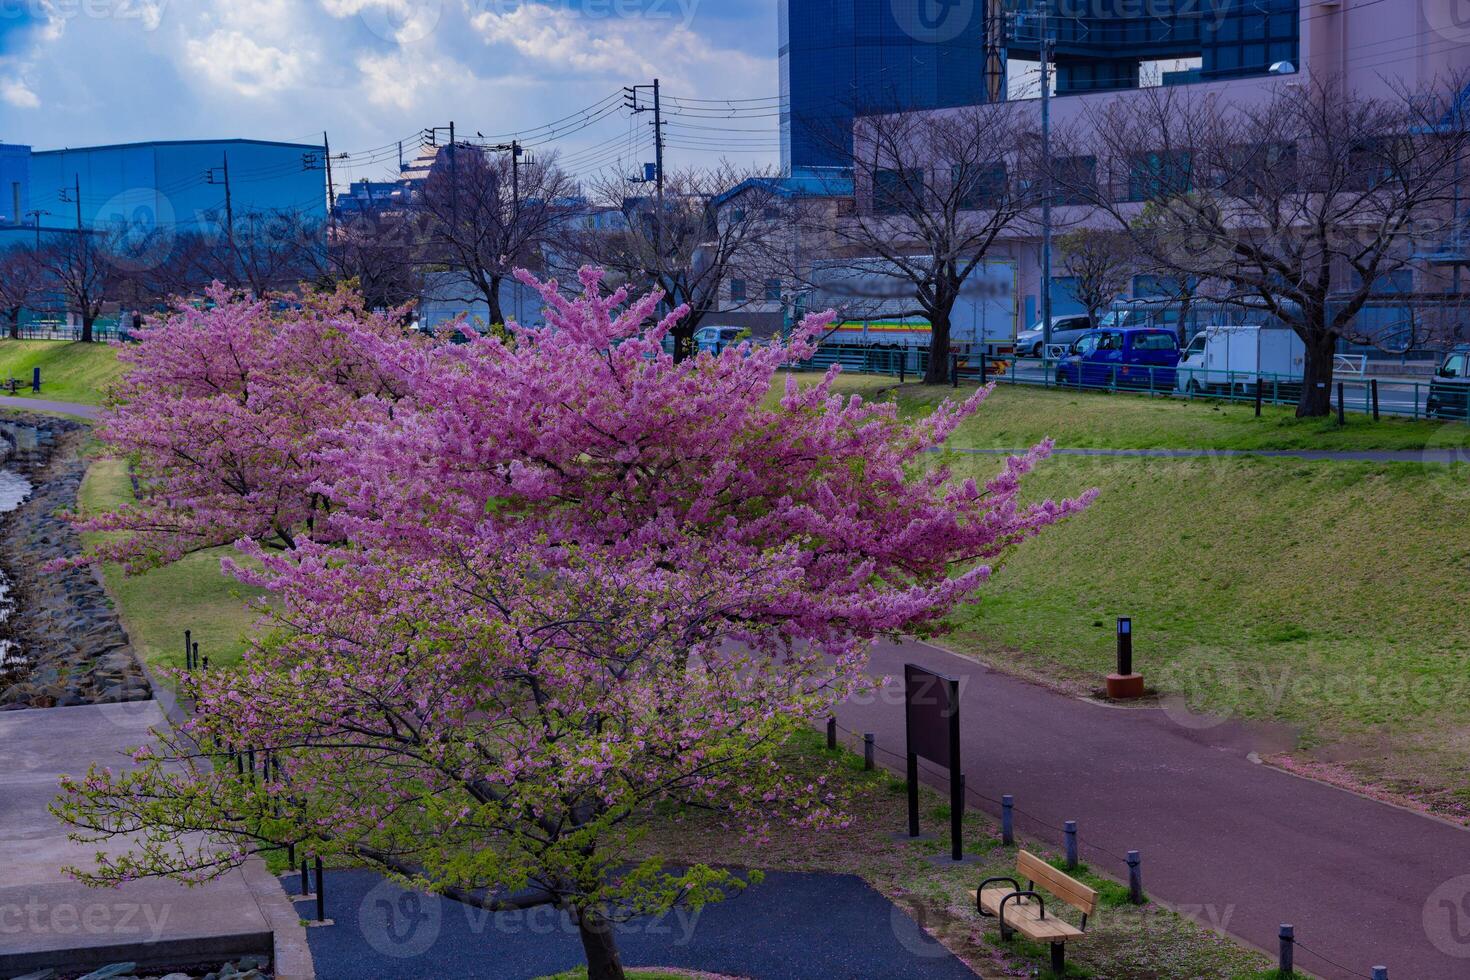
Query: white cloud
0,76,40,109
184,30,307,97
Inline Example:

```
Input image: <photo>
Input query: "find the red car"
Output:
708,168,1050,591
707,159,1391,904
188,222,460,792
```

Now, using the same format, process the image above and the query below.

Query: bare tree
1056,228,1135,328
416,143,577,326
1057,75,1470,416
316,209,424,313
803,102,1039,384
0,246,44,339
560,164,782,361
35,230,115,342
177,207,324,298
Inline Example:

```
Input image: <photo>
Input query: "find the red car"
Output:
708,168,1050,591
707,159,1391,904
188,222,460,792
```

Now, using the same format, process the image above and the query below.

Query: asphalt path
836,636,1470,980
292,868,978,980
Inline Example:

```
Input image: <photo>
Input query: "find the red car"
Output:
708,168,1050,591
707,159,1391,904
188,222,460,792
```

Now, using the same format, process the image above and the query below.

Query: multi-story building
780,0,989,172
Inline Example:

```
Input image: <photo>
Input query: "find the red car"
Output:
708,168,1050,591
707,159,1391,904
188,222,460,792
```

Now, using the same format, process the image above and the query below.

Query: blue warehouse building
0,138,327,248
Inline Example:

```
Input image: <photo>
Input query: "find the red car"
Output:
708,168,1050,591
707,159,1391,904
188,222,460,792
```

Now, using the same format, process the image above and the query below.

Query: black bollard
1337,382,1346,426
300,858,310,896
184,630,192,669
863,733,874,771
1127,850,1144,904
314,857,325,922
1371,378,1380,421
1278,924,1294,975
826,717,836,750
1064,821,1078,870
1254,380,1263,417
1001,794,1014,846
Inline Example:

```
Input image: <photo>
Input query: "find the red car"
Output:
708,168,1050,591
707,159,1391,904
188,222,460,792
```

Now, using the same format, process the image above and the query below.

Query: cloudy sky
0,0,781,182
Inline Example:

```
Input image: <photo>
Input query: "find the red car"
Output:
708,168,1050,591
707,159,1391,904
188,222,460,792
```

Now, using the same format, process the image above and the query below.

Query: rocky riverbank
0,413,150,709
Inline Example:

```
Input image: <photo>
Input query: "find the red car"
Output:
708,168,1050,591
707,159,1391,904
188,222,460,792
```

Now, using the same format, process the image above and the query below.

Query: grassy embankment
0,339,126,406
77,456,264,678
814,375,1470,816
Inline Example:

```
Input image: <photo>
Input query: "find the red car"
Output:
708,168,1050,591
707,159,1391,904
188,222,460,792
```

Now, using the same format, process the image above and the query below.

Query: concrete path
0,396,100,420
837,637,1470,980
290,867,977,980
0,702,287,975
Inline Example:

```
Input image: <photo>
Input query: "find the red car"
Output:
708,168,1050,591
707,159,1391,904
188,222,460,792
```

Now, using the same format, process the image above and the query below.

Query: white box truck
1176,325,1305,394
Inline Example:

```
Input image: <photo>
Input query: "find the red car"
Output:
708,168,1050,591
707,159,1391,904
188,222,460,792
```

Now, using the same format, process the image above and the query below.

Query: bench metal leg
1050,942,1065,975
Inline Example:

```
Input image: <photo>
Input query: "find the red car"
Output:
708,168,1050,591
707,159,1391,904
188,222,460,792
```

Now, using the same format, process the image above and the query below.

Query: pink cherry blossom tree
71,283,416,571
58,268,1092,980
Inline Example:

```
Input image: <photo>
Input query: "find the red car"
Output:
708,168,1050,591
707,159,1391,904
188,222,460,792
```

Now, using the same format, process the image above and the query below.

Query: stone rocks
29,957,273,980
0,415,151,709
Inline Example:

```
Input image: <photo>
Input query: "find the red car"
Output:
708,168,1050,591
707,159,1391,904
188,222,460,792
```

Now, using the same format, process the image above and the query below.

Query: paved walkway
291,867,976,980
0,396,100,420
0,702,290,975
837,637,1470,980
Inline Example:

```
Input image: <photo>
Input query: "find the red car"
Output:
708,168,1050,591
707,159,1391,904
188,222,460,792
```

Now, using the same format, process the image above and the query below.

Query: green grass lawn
797,372,1455,451
942,451,1470,815
0,339,126,406
78,457,265,678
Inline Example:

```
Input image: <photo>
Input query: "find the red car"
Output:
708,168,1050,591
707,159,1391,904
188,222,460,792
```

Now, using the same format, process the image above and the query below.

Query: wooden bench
974,849,1097,976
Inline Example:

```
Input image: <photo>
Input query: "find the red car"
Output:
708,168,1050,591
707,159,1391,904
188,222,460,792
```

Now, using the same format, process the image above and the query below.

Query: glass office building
780,0,989,172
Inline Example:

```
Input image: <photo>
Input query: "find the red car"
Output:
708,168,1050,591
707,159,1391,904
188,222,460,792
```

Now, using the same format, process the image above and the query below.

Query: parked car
1176,325,1304,395
695,326,747,355
1056,328,1181,389
1016,315,1094,358
1427,345,1470,420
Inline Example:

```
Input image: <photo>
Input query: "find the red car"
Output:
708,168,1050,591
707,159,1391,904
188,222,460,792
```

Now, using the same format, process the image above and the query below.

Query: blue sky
0,0,781,182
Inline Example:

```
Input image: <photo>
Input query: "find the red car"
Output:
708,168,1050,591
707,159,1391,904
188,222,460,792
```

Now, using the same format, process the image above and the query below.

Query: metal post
314,856,325,922
1001,794,1014,845
951,772,964,861
1127,850,1143,904
1371,968,1387,980
1278,923,1294,975
951,353,959,388
184,629,192,669
191,642,199,672
906,752,920,838
1371,378,1380,420
1116,617,1133,676
202,656,209,670
300,858,310,896
1255,380,1263,417
30,367,39,393
1337,382,1346,425
980,352,988,380
826,717,836,750
1064,820,1078,869
899,353,906,384
1039,0,1054,357
863,733,874,771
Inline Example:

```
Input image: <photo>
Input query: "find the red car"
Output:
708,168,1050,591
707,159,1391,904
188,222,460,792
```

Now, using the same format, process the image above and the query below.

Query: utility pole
205,156,236,258
323,131,335,234
1038,0,1055,359
625,79,667,267
449,121,458,229
485,139,525,218
24,210,48,250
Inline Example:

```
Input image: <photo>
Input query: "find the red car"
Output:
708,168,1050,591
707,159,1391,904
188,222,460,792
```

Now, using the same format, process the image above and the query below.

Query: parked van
1016,314,1093,357
695,326,746,354
1176,325,1305,395
1427,345,1470,420
1056,328,1181,389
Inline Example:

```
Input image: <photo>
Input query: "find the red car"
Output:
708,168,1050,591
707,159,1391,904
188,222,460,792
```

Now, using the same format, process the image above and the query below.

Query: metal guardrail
789,343,1465,423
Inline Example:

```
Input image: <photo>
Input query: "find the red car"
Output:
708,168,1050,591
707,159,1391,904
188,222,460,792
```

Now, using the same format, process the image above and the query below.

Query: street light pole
1039,0,1055,359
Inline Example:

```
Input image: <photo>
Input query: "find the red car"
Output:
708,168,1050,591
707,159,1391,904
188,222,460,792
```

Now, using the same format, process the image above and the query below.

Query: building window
729,279,747,302
764,279,782,302
955,162,1008,210
1052,155,1097,205
873,168,923,215
1127,150,1192,202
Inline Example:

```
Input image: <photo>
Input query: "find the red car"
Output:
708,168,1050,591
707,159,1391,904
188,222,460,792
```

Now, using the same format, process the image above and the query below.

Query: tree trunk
923,313,952,385
486,276,505,328
1297,328,1338,418
670,325,694,363
80,312,95,344
5,308,18,341
575,908,627,980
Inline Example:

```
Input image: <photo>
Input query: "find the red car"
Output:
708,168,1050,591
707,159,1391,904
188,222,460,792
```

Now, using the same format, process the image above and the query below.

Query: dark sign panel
904,663,959,769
